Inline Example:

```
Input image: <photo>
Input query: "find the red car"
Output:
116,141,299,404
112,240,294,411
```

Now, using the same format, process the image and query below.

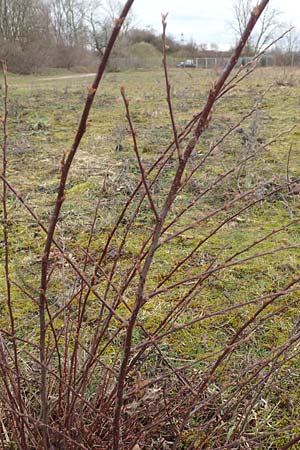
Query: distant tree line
0,0,230,73
0,0,125,72
231,0,300,61
1,0,299,73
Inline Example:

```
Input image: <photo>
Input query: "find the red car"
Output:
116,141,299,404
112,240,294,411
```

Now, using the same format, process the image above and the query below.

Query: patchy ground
1,66,300,448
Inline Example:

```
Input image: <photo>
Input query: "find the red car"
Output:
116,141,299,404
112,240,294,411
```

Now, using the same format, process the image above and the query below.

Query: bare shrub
1,1,300,449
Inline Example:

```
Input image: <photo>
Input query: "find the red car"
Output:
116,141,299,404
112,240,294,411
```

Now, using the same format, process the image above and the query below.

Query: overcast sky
132,0,300,49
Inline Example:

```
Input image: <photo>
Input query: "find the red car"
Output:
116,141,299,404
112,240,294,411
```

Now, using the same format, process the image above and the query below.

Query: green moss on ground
1,67,300,448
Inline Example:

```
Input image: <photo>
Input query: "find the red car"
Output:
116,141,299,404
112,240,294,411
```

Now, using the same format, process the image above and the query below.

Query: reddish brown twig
1,60,28,449
36,1,135,442
162,13,182,160
112,2,271,448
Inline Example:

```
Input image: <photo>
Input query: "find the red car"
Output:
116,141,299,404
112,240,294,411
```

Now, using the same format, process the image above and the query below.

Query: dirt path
9,72,97,88
37,73,96,82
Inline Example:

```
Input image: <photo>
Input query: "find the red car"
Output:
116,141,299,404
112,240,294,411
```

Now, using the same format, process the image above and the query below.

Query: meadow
1,65,300,449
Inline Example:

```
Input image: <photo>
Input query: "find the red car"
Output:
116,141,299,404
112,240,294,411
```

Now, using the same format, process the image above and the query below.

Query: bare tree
48,0,88,46
280,25,300,53
273,25,300,66
0,0,48,46
87,0,134,55
0,0,29,43
231,0,281,54
0,0,54,72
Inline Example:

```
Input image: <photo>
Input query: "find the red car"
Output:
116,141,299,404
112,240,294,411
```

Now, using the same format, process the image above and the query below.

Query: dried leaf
136,378,148,397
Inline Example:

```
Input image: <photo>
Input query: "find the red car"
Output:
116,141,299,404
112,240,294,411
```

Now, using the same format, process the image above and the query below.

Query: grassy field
1,66,300,448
